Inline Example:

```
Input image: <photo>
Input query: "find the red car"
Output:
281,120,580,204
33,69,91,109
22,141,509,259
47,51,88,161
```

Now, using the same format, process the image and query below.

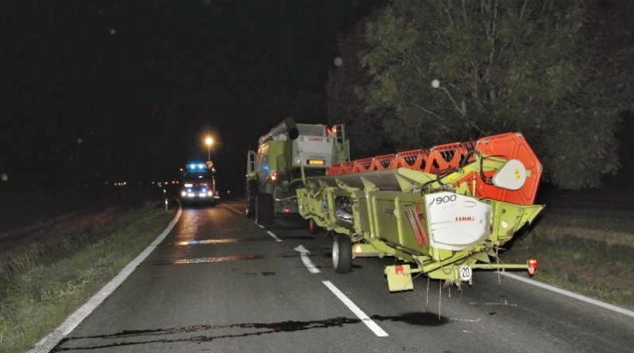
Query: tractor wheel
308,219,320,234
246,197,255,218
332,233,352,274
245,180,257,218
256,192,274,226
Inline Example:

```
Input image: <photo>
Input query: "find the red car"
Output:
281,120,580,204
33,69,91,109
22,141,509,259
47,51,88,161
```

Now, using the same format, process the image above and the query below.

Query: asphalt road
50,199,634,353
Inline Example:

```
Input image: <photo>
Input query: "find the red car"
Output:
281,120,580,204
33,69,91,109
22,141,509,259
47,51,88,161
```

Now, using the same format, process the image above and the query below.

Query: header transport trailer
296,132,544,291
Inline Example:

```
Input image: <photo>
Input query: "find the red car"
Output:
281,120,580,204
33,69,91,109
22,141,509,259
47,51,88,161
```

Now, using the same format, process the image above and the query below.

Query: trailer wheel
308,219,320,234
256,193,274,226
332,233,352,274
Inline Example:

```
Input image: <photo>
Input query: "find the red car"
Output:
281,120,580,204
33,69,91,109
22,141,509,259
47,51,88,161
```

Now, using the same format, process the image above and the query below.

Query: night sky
0,0,382,191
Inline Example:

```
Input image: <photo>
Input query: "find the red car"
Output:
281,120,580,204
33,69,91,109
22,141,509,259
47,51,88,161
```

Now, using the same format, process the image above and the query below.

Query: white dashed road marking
266,230,282,242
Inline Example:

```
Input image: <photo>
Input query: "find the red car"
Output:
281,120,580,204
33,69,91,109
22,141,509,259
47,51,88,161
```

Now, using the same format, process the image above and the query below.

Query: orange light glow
528,258,538,276
307,159,326,166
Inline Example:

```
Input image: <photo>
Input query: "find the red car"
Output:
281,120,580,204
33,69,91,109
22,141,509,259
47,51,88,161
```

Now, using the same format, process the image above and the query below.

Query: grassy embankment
0,201,175,353
501,209,634,311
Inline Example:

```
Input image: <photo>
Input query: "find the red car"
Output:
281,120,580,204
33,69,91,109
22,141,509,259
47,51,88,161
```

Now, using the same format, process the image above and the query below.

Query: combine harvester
246,118,349,225
296,132,544,292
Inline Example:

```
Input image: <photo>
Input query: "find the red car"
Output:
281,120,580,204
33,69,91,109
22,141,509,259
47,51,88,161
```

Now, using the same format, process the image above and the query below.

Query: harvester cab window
297,124,325,136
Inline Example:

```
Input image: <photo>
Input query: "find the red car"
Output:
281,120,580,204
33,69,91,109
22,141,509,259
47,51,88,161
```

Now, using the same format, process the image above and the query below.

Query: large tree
327,18,395,159
350,0,632,189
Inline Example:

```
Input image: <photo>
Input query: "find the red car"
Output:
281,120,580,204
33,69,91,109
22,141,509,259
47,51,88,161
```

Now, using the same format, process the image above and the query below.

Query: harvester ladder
331,124,350,162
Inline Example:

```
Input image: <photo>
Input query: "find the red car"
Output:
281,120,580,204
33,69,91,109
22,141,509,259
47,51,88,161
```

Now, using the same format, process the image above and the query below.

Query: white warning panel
425,192,492,251
492,159,527,190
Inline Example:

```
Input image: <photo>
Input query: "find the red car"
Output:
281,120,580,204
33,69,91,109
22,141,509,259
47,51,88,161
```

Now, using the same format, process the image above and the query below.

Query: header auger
296,132,544,291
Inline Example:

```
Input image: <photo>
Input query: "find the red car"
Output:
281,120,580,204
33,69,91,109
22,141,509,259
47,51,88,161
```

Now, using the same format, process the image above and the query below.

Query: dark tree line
327,0,634,189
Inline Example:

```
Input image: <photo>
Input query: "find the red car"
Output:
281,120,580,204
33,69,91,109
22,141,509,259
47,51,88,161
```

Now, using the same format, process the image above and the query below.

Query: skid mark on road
54,317,363,351
243,271,276,277
54,311,450,350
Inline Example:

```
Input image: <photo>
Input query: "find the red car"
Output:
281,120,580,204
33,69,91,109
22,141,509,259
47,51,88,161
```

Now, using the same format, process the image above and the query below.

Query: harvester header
326,132,542,205
296,132,544,291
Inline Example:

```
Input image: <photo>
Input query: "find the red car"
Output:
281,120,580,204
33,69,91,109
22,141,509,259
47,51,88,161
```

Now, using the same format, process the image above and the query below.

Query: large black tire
246,197,255,218
245,180,257,218
256,192,274,226
332,233,352,274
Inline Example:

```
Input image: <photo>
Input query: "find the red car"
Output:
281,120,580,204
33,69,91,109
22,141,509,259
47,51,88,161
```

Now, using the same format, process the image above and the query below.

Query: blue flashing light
186,162,208,171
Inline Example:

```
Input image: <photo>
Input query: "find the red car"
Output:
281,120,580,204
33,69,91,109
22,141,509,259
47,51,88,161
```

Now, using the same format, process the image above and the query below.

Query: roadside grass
0,201,175,353
502,211,634,311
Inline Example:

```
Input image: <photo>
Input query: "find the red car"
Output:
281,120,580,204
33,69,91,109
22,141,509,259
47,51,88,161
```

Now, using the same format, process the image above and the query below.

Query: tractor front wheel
256,193,274,226
332,233,352,274
245,180,257,218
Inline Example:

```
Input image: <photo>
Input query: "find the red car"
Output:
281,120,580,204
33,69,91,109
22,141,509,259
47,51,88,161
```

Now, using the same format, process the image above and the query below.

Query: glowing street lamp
431,79,466,117
204,136,214,162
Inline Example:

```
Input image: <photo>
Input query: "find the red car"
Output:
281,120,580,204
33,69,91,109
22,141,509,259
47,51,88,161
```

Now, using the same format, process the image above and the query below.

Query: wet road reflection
174,238,242,246
162,206,268,266
174,212,199,244
173,254,263,265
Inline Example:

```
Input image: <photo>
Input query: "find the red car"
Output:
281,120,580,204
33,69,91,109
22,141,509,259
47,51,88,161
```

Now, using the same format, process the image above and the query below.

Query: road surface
49,199,634,353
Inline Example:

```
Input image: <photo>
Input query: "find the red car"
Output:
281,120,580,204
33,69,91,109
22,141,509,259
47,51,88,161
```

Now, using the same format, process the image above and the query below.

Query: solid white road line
322,280,389,337
223,203,245,216
27,208,183,353
267,230,282,242
222,204,281,242
500,272,634,319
